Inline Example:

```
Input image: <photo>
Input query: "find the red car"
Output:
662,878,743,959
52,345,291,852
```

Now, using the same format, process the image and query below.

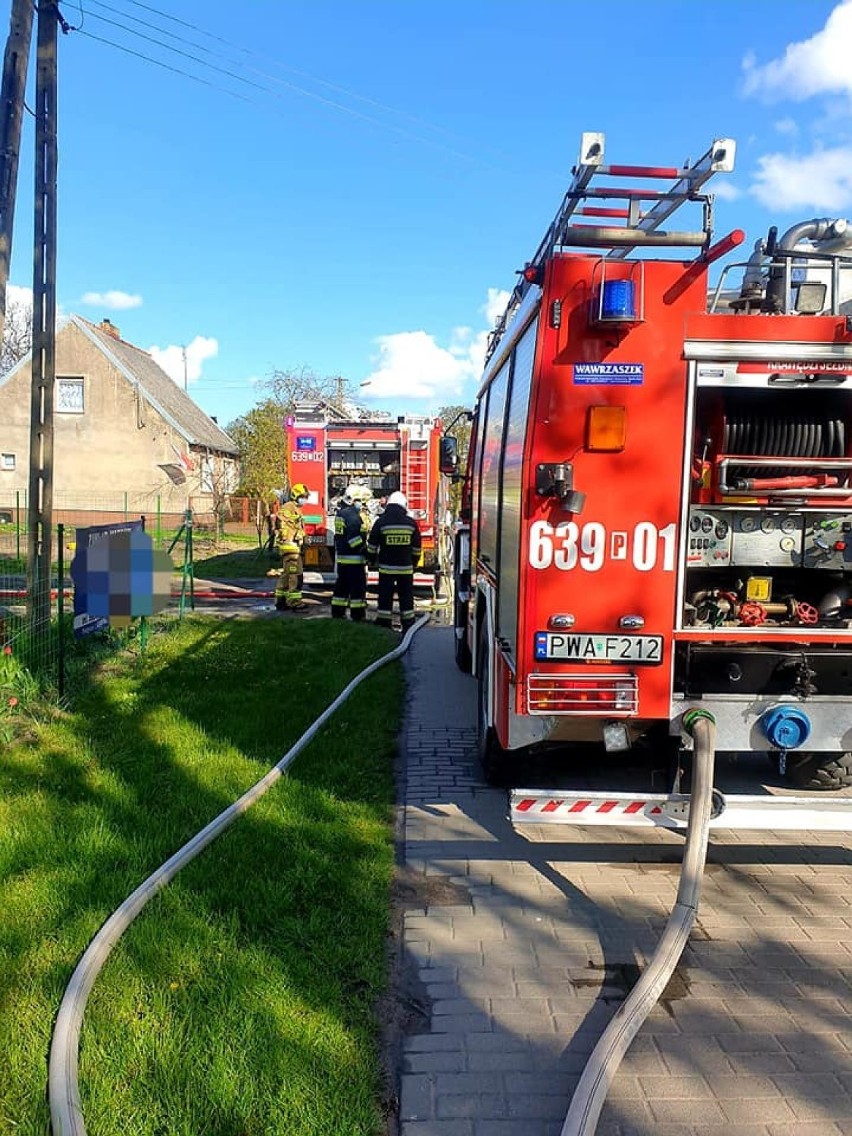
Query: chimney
210,415,218,423
99,318,120,340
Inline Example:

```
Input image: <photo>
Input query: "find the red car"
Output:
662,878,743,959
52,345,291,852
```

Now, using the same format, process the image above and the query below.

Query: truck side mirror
439,436,459,475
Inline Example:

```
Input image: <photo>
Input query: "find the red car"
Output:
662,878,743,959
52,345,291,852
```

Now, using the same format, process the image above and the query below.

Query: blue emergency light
601,279,636,320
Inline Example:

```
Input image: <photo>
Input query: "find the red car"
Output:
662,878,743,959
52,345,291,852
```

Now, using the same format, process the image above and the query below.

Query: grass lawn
0,616,406,1135
190,544,276,580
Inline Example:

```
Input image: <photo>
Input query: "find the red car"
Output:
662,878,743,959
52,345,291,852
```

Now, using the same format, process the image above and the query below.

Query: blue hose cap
761,706,811,750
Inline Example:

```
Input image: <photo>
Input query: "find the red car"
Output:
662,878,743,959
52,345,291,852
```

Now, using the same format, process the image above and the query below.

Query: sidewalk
395,625,852,1136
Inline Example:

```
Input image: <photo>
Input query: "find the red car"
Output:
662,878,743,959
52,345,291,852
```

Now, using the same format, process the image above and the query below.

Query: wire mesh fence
0,491,267,715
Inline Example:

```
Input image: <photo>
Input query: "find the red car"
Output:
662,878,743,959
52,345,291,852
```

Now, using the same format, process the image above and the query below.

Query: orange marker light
586,405,627,452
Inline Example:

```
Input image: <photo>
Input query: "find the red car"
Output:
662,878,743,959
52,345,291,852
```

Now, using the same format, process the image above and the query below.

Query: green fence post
123,491,128,521
57,523,65,698
156,495,161,547
187,508,195,611
15,489,20,563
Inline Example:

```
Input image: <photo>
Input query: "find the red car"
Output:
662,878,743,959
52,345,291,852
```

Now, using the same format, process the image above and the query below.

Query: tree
264,364,356,415
438,403,473,517
230,366,359,495
227,398,289,501
0,294,31,375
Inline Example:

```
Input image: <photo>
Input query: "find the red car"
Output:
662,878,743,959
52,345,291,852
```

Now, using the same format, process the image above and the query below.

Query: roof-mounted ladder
485,131,737,363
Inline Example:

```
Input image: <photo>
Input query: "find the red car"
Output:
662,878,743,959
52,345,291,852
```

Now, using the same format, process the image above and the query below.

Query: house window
1,453,14,470
200,455,214,493
56,377,84,413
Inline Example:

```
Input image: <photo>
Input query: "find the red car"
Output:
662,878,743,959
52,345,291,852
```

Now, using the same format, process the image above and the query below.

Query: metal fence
0,491,249,714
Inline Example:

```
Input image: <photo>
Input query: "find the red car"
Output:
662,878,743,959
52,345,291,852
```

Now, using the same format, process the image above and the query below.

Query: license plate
534,632,663,664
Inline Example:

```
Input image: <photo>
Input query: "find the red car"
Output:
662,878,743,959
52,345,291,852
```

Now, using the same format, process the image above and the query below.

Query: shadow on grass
0,616,405,1134
190,546,275,580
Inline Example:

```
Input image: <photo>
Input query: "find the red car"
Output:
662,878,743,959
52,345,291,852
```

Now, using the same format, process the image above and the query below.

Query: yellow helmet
291,483,308,500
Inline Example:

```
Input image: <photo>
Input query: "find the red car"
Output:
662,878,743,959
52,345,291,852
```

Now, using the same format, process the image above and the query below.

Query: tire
771,750,852,791
477,635,512,786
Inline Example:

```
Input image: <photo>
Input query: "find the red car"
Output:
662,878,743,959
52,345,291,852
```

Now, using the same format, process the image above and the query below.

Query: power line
69,11,486,164
74,29,255,105
92,0,494,153
65,0,558,177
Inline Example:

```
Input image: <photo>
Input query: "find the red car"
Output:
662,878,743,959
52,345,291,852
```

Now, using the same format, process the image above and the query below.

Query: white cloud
712,181,742,202
774,117,799,136
483,286,511,327
7,283,33,307
360,288,511,402
750,145,852,211
360,330,475,400
149,335,219,386
743,1,852,101
81,290,143,310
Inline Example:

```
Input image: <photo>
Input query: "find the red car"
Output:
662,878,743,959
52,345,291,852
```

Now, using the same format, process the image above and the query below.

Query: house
0,316,240,527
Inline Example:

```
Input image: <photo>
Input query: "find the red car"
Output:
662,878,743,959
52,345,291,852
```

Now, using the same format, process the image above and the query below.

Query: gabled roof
71,316,239,454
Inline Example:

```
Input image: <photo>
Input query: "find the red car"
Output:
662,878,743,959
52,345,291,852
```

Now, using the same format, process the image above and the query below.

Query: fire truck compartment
674,642,852,697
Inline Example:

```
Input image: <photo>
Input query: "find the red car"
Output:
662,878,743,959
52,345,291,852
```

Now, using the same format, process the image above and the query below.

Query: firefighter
331,487,368,621
274,483,307,611
366,490,421,631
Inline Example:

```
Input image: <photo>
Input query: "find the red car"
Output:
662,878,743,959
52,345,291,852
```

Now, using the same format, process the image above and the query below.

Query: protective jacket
275,500,305,554
367,503,421,574
334,503,367,564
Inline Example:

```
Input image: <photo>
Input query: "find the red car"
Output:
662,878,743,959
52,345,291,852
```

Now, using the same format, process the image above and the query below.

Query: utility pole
0,0,34,344
27,0,58,630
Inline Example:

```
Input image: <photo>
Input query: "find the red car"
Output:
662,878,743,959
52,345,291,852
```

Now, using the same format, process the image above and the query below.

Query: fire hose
561,710,717,1136
48,615,430,1136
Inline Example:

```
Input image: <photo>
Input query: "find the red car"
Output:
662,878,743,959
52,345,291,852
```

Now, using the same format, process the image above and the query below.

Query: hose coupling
682,708,716,736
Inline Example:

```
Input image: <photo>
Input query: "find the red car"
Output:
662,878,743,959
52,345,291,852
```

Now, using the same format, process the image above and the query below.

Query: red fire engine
285,403,448,583
445,132,852,797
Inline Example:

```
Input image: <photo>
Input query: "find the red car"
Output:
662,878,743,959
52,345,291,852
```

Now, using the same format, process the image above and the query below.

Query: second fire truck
445,132,852,797
286,405,449,584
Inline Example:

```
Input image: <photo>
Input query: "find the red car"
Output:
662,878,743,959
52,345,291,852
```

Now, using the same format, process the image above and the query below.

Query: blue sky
6,0,852,428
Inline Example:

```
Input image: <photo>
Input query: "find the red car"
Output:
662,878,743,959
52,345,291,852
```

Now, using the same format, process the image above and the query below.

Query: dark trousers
331,561,367,620
376,571,415,629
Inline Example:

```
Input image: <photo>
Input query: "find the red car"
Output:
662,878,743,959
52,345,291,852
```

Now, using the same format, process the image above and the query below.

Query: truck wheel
771,751,852,790
477,636,511,786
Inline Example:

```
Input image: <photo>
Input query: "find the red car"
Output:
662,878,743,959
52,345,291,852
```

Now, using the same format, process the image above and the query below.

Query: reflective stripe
378,565,413,575
331,597,348,607
350,536,364,548
336,556,365,565
350,599,367,609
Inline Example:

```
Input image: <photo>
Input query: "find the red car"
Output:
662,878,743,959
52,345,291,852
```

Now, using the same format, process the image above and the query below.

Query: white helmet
387,491,408,509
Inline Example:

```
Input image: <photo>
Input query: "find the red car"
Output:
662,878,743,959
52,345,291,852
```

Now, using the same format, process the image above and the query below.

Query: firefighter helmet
291,483,308,500
387,490,408,509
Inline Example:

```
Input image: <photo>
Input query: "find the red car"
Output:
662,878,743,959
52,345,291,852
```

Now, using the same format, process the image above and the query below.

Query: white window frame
1,453,15,470
56,376,85,414
200,454,214,494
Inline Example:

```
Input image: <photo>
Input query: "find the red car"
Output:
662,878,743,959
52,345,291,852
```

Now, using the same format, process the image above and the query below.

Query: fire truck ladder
400,422,431,516
485,131,737,363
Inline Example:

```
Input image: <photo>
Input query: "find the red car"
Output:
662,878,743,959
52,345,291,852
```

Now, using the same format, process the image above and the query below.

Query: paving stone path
397,625,852,1136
